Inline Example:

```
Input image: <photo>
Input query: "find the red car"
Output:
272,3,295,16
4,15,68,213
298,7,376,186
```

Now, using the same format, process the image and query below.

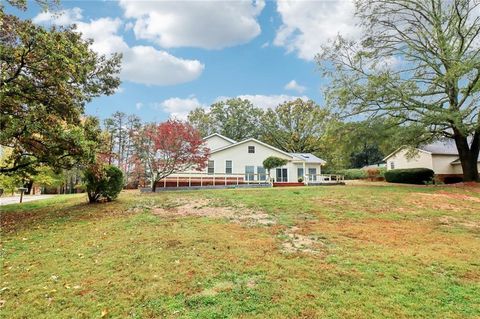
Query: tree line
1,0,479,199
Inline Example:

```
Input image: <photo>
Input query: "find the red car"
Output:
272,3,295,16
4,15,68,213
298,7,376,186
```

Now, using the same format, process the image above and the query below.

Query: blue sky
11,0,359,122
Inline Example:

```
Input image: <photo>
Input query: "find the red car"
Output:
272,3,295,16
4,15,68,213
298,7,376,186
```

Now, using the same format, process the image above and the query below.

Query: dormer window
248,146,255,153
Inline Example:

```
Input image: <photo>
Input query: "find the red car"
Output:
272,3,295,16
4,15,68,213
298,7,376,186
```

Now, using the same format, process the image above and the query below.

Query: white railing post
189,175,191,187
176,176,179,187
200,176,203,187
164,178,166,188
213,173,215,186
225,176,227,186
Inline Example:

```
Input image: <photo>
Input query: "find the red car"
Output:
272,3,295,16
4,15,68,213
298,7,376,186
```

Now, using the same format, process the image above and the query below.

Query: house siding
431,154,462,174
208,140,292,176
205,135,234,151
386,148,433,170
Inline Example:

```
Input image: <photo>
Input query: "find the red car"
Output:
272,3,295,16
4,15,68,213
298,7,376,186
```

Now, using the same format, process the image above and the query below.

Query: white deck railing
304,174,345,184
159,173,269,187
158,173,344,187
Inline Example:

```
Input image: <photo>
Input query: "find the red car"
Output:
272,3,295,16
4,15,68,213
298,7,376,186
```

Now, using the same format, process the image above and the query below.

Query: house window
248,146,255,153
257,166,266,181
225,160,232,174
245,166,255,181
276,168,288,182
297,168,304,180
308,168,317,181
208,160,214,174
390,161,395,169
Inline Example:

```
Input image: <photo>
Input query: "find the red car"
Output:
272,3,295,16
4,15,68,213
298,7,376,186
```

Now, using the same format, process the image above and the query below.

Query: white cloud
33,7,83,25
135,102,143,110
32,10,204,86
274,0,360,60
216,94,309,110
159,97,205,120
122,46,204,86
119,0,265,49
284,80,306,93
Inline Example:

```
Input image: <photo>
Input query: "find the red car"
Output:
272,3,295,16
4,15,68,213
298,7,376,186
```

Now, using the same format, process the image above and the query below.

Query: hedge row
384,168,434,184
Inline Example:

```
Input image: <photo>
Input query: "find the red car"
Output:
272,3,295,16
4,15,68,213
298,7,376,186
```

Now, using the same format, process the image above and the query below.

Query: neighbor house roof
383,139,460,161
290,153,326,164
203,133,237,144
420,139,458,155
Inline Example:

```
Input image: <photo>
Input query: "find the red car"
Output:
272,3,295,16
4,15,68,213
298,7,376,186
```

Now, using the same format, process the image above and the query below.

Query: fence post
200,176,203,187
189,175,191,187
213,173,215,186
176,176,179,188
164,178,166,188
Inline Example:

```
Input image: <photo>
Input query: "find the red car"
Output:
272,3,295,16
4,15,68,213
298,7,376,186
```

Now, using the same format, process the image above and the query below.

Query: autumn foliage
133,120,210,191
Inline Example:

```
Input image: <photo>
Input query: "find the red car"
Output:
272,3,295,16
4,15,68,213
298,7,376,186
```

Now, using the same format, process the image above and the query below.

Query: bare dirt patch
407,192,480,212
281,226,327,255
438,216,480,230
151,198,275,226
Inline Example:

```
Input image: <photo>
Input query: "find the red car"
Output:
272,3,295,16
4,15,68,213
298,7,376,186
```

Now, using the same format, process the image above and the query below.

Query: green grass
1,184,480,318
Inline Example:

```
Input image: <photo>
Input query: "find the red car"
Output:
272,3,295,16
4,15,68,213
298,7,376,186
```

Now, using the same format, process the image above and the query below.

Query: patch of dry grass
1,185,479,318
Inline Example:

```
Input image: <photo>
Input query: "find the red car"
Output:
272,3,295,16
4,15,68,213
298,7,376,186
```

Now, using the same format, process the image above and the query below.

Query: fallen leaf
101,308,108,317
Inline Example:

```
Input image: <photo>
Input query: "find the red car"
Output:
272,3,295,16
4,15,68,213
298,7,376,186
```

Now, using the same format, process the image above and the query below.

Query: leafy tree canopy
260,99,329,153
262,156,288,171
0,10,121,173
317,0,480,181
188,98,263,140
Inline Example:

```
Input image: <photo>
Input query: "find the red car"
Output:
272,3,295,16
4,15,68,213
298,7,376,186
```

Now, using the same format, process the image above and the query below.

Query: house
383,140,480,182
168,133,327,186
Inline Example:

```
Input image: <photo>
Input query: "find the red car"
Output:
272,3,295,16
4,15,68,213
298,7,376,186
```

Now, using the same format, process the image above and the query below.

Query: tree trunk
151,179,157,192
453,131,479,182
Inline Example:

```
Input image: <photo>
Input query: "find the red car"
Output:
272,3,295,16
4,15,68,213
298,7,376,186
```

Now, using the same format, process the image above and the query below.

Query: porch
148,173,345,190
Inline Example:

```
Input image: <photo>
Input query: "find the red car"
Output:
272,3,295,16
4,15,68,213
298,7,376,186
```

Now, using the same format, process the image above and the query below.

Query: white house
384,140,480,181
172,133,326,185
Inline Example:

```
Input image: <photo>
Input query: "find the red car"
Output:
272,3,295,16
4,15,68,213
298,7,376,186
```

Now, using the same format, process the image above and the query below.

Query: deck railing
158,173,270,188
304,174,345,184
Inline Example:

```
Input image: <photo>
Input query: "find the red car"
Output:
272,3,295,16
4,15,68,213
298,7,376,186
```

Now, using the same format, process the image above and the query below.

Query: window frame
207,160,215,174
245,165,255,181
248,146,255,153
225,160,233,174
257,166,266,181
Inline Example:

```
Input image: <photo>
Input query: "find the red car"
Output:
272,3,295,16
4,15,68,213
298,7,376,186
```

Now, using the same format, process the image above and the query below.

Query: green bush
84,164,124,203
337,169,368,180
384,168,434,184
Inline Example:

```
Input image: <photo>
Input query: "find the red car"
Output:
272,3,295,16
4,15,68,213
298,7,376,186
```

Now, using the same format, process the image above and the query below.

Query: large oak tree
0,8,121,173
317,0,480,181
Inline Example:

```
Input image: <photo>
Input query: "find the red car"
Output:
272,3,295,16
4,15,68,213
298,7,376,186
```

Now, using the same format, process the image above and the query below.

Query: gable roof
383,140,460,161
420,139,458,155
290,153,326,164
203,133,237,144
210,138,294,158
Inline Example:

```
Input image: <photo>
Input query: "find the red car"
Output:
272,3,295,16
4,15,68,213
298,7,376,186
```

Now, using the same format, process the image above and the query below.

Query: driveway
0,195,55,206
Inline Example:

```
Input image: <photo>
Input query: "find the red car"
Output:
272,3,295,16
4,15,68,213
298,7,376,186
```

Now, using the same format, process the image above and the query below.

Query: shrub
84,164,124,203
337,169,367,180
443,176,463,184
384,168,434,184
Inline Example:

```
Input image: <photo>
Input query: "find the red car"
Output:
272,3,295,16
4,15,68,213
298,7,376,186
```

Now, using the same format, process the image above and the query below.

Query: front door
276,168,288,182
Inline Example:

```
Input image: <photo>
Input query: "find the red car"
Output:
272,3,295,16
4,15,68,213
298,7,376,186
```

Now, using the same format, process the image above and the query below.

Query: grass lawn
1,184,480,318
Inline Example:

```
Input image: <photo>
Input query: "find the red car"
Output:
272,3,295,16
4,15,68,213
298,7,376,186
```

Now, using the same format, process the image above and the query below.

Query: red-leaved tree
132,120,210,191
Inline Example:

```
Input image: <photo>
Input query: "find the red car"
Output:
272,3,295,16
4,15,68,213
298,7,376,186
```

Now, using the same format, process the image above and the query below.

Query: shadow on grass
1,196,136,233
